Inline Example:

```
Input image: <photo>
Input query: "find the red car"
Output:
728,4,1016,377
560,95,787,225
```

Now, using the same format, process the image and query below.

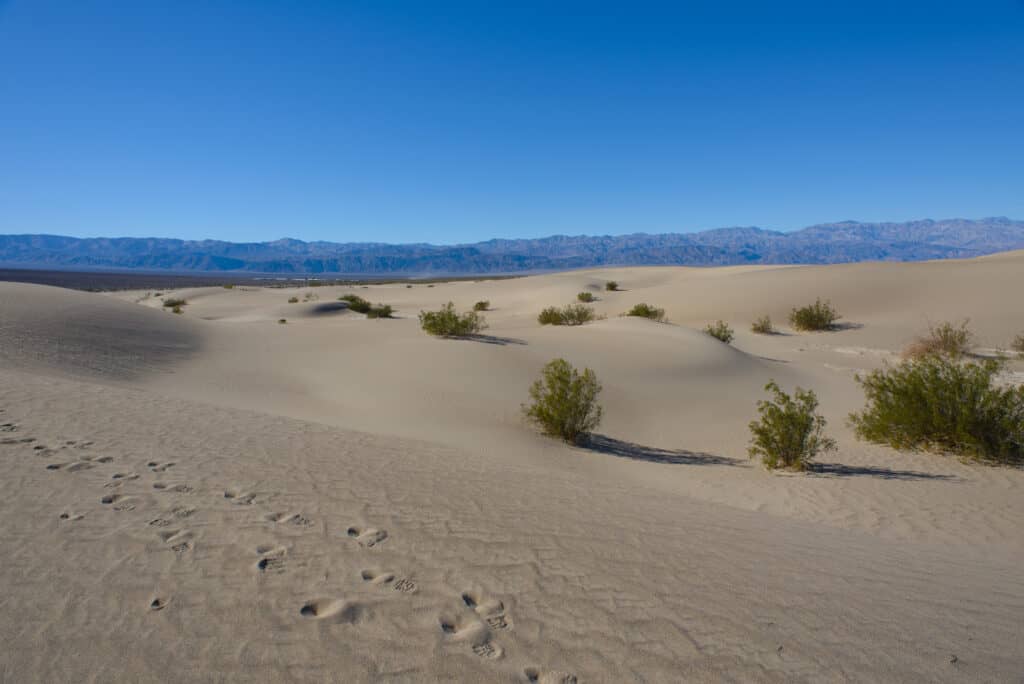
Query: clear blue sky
1,1,1022,244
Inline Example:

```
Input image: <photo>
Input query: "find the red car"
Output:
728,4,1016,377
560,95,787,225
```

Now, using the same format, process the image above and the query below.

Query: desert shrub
163,298,187,308
789,298,840,331
406,284,413,288
473,300,490,311
340,294,371,313
849,356,1024,464
366,304,394,319
419,302,487,336
625,303,665,322
523,358,603,444
903,320,974,360
223,284,235,289
538,304,595,326
748,381,836,471
605,281,619,291
1013,334,1024,357
278,318,287,324
577,291,596,303
302,292,319,302
751,315,775,334
704,320,734,344
171,305,183,315
287,296,299,304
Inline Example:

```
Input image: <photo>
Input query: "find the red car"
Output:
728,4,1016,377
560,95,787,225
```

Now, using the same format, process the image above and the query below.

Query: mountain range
1,218,1022,275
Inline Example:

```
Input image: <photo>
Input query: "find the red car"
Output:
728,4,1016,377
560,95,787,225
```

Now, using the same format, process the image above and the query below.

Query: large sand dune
1,255,1023,682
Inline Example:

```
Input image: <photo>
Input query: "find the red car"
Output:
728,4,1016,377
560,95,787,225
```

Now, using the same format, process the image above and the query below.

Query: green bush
163,298,187,308
171,305,184,315
473,300,490,312
419,302,487,336
523,358,603,444
538,304,595,326
577,291,596,303
341,294,392,318
903,320,973,360
704,320,734,344
605,281,619,291
849,356,1024,464
748,381,836,471
751,315,774,334
287,296,299,304
625,303,665,322
366,304,393,319
789,298,840,331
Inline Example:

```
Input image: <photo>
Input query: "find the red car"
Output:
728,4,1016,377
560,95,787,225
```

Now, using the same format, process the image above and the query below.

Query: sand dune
2,254,1023,682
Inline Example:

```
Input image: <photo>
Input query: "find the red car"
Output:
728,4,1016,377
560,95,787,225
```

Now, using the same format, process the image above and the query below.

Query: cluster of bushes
789,299,840,331
625,303,665,322
340,294,393,318
419,302,487,336
704,320,734,344
539,304,596,326
577,291,596,303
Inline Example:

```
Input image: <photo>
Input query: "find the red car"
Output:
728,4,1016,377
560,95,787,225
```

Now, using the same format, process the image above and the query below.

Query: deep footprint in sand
461,591,511,630
100,494,137,512
299,598,370,624
59,511,84,522
150,597,169,611
255,545,288,574
0,423,19,433
46,461,94,472
347,526,388,548
223,489,256,505
265,512,313,526
524,668,578,684
148,461,175,473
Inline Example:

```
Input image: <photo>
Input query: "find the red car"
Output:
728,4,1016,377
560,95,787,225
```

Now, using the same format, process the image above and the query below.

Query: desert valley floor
1,255,1023,683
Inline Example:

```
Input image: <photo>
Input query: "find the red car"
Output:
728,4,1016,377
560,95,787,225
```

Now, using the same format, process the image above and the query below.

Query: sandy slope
1,254,1023,682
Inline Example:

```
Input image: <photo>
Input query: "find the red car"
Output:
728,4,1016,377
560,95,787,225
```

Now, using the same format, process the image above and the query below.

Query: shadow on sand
456,334,528,346
580,434,742,466
809,462,956,481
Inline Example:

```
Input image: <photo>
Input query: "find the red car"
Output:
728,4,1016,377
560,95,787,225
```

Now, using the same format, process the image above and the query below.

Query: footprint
158,530,193,554
223,490,256,505
0,423,18,433
112,472,139,481
150,597,169,611
155,483,193,494
0,436,34,445
148,517,173,527
298,598,369,624
472,640,503,660
524,668,578,684
100,494,136,512
360,569,396,586
393,578,418,593
58,512,84,522
46,461,93,472
171,506,196,519
347,526,388,548
149,462,175,472
462,591,511,630
95,456,114,464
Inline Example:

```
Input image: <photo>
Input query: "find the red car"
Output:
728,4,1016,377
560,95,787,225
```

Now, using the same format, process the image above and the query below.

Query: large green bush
849,356,1024,464
748,381,836,471
419,302,487,336
538,304,595,326
625,303,665,322
523,359,603,444
789,298,840,331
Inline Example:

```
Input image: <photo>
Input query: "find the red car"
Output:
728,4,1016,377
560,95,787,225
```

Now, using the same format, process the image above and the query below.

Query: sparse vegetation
473,300,490,311
751,315,775,334
577,291,596,303
789,298,840,331
538,304,596,326
288,296,299,303
278,318,287,324
704,320,734,344
340,294,392,318
302,292,319,302
903,319,974,360
625,303,665,322
605,281,619,291
748,381,836,471
849,356,1024,465
1013,334,1024,358
171,305,183,315
419,302,487,336
406,284,413,288
223,284,235,289
523,358,603,444
163,297,187,308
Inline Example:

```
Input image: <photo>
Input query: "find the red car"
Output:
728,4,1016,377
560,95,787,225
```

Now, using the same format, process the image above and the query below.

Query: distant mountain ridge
1,218,1022,275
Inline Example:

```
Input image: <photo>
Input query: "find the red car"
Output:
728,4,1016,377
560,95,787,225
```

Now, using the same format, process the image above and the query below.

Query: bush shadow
580,434,742,466
809,462,956,481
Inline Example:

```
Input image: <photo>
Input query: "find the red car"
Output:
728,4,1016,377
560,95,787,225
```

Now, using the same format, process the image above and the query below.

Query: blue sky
1,1,1022,244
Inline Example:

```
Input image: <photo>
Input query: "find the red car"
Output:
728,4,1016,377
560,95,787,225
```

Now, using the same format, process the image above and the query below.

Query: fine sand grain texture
1,253,1023,682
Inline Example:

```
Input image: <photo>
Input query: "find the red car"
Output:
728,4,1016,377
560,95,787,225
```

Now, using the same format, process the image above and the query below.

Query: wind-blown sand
1,255,1023,682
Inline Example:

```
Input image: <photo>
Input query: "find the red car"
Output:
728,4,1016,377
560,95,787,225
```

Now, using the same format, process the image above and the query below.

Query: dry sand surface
1,255,1023,682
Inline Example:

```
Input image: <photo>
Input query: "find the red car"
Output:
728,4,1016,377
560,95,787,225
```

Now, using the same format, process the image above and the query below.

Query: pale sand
1,254,1023,682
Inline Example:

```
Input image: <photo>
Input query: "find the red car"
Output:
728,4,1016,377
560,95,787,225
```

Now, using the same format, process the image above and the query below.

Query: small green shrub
849,356,1024,464
751,315,775,334
473,300,490,311
223,284,235,289
341,294,391,318
903,320,973,360
748,381,836,471
366,304,393,319
171,305,184,315
625,303,665,322
278,318,287,324
538,304,595,326
419,302,487,336
605,281,619,291
704,320,734,344
163,298,187,308
523,358,603,444
789,298,840,331
406,284,413,288
577,291,596,303
287,296,299,304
